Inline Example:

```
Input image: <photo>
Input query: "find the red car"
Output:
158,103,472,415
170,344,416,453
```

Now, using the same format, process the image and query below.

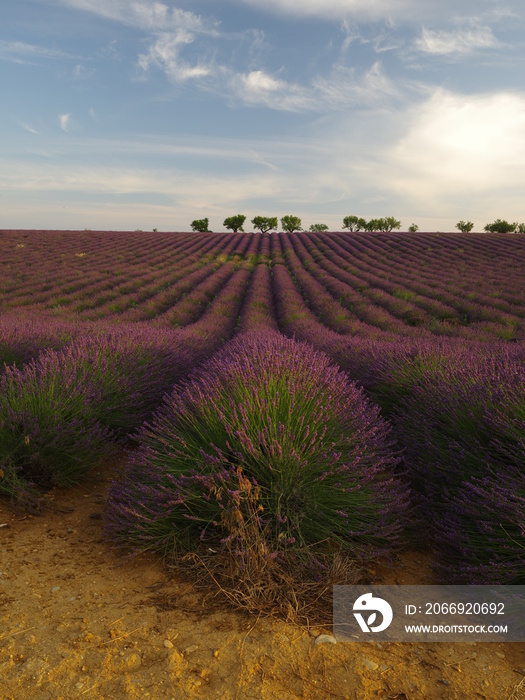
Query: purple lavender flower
105,332,409,562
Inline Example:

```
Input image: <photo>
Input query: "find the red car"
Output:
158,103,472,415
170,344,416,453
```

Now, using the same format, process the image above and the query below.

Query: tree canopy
190,218,211,232
343,215,400,232
342,215,367,232
484,219,517,234
223,214,246,233
456,221,474,233
281,215,303,233
251,216,278,233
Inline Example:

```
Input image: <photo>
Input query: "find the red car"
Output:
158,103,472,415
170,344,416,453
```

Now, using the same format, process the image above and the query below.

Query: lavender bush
0,315,78,369
393,347,524,503
436,468,524,584
435,389,525,584
387,344,525,582
0,349,117,497
105,332,409,563
56,328,195,434
0,323,199,503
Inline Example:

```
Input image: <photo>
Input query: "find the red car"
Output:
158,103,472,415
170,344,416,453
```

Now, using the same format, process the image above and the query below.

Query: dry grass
164,467,365,628
508,677,525,700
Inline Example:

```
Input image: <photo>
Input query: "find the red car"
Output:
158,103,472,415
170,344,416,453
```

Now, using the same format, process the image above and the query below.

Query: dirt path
1,460,523,700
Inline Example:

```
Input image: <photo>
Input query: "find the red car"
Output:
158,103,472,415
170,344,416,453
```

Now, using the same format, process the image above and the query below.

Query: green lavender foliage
105,332,410,560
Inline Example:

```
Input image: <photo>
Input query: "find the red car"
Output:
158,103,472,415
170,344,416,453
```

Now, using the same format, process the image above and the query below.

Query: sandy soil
1,459,523,700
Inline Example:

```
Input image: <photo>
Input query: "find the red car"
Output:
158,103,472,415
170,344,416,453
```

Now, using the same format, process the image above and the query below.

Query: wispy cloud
96,39,120,61
2,86,525,231
0,160,285,211
228,69,315,111
56,0,214,33
53,0,402,113
415,24,498,55
59,113,72,132
229,0,516,23
72,63,94,80
137,31,212,82
230,0,413,21
222,59,400,112
136,29,398,112
312,61,399,107
18,121,40,135
0,39,75,63
59,2,223,89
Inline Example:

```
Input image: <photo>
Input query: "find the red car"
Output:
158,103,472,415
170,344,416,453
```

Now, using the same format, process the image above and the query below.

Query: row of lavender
1,230,523,340
278,231,524,340
269,231,523,582
1,231,244,323
270,263,524,584
1,308,523,583
1,230,523,583
105,331,410,571
0,257,257,506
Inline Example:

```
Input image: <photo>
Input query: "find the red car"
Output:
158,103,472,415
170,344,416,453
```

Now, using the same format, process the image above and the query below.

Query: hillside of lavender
1,229,523,584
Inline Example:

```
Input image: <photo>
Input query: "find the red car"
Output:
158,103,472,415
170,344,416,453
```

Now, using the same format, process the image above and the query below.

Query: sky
1,0,524,232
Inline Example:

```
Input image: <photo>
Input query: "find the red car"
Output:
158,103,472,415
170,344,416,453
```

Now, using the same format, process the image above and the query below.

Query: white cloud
415,24,498,55
137,31,211,82
241,70,285,94
57,2,218,86
224,60,399,111
3,89,525,231
0,150,358,232
229,0,515,23
280,86,525,226
96,39,120,61
0,40,76,62
137,29,397,112
0,160,288,214
0,125,339,210
18,121,40,135
313,61,398,107
59,113,72,132
7,131,322,165
232,0,411,21
378,89,525,212
394,90,525,176
56,0,212,33
73,63,95,80
229,69,315,111
55,0,400,112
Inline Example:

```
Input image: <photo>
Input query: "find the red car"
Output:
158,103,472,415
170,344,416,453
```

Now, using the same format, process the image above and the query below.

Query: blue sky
1,0,524,232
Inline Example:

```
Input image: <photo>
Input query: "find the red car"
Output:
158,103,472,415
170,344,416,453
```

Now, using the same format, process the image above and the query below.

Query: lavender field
1,229,524,587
